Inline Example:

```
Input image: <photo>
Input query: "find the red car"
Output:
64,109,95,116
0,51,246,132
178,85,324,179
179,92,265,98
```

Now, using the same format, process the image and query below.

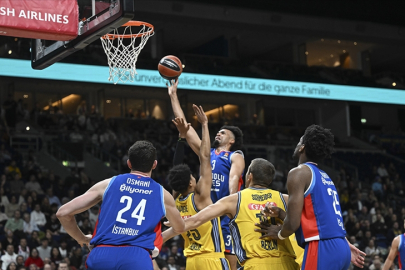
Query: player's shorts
221,216,234,254
301,237,350,270
86,245,152,270
186,253,230,270
239,256,299,270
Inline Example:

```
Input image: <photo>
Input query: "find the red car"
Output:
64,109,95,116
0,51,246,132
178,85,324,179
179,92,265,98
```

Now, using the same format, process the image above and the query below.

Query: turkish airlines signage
0,0,78,40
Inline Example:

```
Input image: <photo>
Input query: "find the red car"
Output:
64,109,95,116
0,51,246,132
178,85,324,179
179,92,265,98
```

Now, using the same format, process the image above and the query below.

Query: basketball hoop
100,21,154,84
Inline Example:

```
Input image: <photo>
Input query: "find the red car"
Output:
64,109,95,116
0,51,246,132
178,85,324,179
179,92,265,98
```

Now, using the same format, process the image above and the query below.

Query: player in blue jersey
382,220,405,270
257,125,365,269
56,141,185,270
168,79,245,270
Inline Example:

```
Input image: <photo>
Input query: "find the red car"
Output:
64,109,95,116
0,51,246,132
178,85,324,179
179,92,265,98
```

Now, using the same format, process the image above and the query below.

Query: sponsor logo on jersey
248,202,277,210
119,184,153,194
220,152,229,160
177,205,188,213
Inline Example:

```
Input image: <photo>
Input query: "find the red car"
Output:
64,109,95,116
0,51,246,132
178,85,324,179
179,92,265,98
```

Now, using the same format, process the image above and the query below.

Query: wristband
178,137,186,142
277,230,285,240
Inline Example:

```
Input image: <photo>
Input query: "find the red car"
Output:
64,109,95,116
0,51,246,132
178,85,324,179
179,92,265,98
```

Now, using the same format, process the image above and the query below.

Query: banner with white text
0,0,78,40
0,59,405,105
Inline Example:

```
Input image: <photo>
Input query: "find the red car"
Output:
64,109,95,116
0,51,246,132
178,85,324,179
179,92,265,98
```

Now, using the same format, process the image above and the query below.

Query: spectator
8,173,24,196
58,241,68,259
371,213,387,235
45,189,61,208
49,247,62,265
43,264,51,270
19,202,29,215
78,218,91,235
386,221,402,243
36,239,51,261
87,206,98,229
46,214,61,235
76,101,86,116
25,197,34,213
5,196,19,218
17,238,29,261
40,198,52,221
5,262,17,270
30,205,46,230
24,248,43,269
22,213,39,235
2,231,18,252
377,163,389,178
68,247,81,270
365,240,380,258
62,257,76,270
1,245,17,270
25,176,43,195
0,187,10,210
7,162,21,179
369,257,382,270
15,255,24,269
0,207,8,226
27,232,40,251
169,246,185,267
28,264,38,270
4,211,23,236
372,177,384,200
166,256,180,270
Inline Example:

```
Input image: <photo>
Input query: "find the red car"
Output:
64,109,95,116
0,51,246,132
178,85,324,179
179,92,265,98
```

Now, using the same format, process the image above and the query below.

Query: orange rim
101,21,154,40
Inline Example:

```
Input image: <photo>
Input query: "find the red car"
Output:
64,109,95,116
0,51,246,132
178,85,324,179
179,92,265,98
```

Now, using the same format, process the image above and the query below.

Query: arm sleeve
173,140,186,166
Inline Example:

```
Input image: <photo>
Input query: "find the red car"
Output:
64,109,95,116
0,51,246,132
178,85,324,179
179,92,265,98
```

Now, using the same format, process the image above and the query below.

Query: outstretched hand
192,104,208,125
167,79,179,96
172,117,190,138
261,202,282,218
349,243,366,268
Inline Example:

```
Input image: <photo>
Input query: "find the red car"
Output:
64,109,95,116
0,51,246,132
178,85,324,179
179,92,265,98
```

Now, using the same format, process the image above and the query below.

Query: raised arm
163,193,238,242
56,178,110,246
163,188,185,234
167,79,201,154
193,105,212,209
229,153,245,194
382,236,400,270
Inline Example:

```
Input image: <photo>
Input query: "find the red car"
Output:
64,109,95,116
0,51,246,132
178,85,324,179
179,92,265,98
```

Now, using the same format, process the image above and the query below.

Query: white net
100,22,154,84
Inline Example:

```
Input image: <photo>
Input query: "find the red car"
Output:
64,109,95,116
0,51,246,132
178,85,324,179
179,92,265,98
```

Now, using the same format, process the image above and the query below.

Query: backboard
31,0,135,70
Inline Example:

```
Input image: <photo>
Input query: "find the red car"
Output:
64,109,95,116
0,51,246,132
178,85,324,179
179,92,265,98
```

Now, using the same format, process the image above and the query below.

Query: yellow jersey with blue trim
176,193,225,257
229,187,296,265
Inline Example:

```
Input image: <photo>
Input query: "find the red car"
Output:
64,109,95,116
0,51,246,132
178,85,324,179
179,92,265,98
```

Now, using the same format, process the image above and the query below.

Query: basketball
158,55,183,80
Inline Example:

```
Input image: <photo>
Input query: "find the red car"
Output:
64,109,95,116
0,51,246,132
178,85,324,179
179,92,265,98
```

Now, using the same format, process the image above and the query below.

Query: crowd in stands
1,93,405,270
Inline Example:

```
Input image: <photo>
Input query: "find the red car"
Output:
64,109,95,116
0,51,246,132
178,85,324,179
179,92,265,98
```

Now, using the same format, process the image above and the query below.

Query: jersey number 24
116,196,147,225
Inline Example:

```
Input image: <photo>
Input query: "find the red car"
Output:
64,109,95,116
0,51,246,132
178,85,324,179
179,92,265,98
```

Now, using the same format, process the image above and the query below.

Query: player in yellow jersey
163,104,230,270
165,158,299,270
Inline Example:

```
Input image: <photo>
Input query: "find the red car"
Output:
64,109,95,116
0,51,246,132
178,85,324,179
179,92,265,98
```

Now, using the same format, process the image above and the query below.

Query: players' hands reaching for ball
192,104,208,125
172,117,190,138
261,202,286,220
254,223,281,240
166,79,179,96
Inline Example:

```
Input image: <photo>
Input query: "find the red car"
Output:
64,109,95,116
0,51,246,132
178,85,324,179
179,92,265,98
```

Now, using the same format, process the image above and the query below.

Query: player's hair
302,124,335,161
249,158,275,187
128,140,157,173
221,125,243,151
168,164,192,193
